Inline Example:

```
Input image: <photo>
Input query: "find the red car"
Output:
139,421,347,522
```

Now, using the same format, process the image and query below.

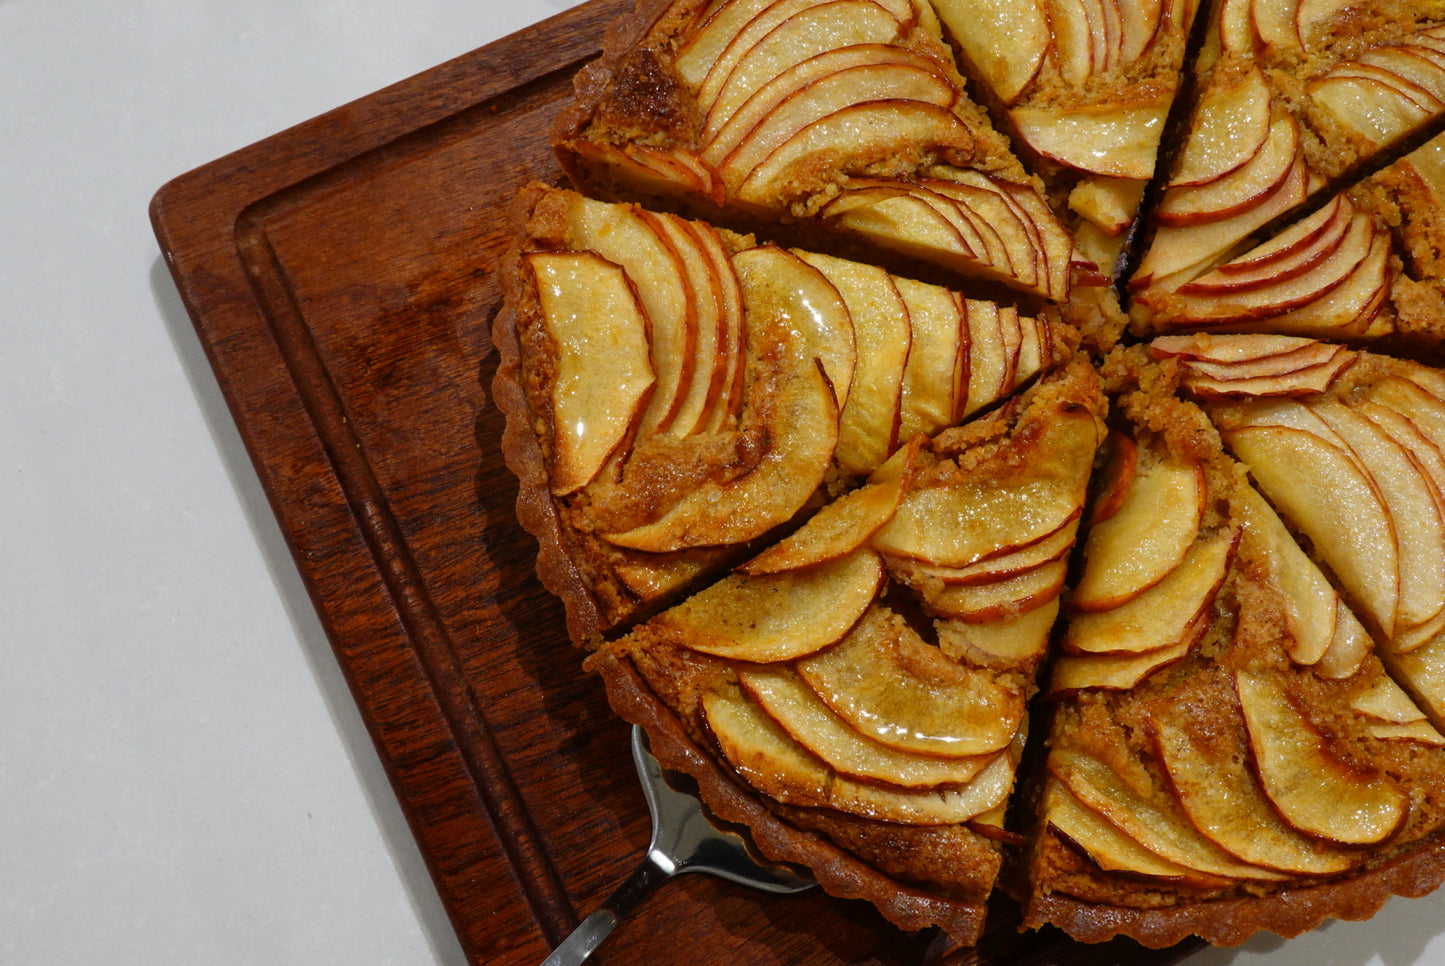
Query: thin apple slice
936,598,1059,667
795,250,910,475
562,197,697,436
1069,176,1146,236
1049,748,1286,880
1069,456,1206,613
1352,675,1432,724
1045,0,1096,85
1046,635,1194,695
1252,228,1393,338
1176,197,1351,296
736,100,973,206
675,0,777,88
738,471,908,575
1177,340,1346,381
738,666,996,787
1238,485,1343,668
1149,332,1322,364
1064,528,1235,655
1154,714,1358,875
1235,669,1410,846
795,606,1025,757
1309,397,1445,639
872,408,1099,567
1045,779,1228,883
653,548,884,661
1119,0,1165,64
1310,71,1435,149
1216,0,1252,56
1369,720,1445,744
689,220,748,434
715,61,957,188
1169,66,1273,188
932,0,1047,103
641,213,725,437
528,251,657,495
947,171,1075,299
921,557,1069,621
702,44,947,162
1180,358,1355,400
1221,420,1400,638
1135,139,1312,292
1252,0,1302,54
733,245,856,405
1088,432,1138,525
1154,116,1299,226
960,298,1004,420
705,0,914,139
920,180,1034,289
893,276,963,442
1315,606,1373,680
703,686,1013,823
915,522,1079,585
1010,99,1170,180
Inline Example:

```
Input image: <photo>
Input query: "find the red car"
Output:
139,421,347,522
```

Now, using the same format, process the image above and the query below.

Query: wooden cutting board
149,2,1203,963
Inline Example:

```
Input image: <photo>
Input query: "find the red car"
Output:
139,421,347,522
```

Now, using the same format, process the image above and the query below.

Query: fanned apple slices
589,361,1105,943
1132,3,1445,301
553,0,1078,298
501,183,1070,639
1023,372,1445,949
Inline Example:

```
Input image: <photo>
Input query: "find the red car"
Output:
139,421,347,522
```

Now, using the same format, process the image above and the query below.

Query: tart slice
552,0,1078,298
1132,1,1445,298
493,182,1073,640
1022,369,1445,948
588,360,1106,943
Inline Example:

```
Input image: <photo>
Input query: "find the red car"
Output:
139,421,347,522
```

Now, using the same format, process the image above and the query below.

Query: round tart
493,0,1445,951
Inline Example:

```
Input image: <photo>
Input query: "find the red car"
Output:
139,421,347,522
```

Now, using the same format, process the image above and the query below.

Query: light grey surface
4,1,1445,963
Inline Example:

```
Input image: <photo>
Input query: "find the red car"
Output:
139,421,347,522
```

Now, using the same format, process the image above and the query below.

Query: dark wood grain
149,3,1204,963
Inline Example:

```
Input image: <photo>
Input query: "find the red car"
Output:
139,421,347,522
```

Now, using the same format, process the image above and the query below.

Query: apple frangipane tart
490,0,1445,953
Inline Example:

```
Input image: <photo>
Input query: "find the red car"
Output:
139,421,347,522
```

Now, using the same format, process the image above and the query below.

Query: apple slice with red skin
528,251,657,495
1149,332,1322,364
1237,484,1345,669
893,276,963,443
1310,72,1434,148
1175,197,1352,296
1178,356,1356,400
796,606,1026,757
1154,714,1359,875
1048,747,1286,880
1010,99,1170,180
1135,140,1313,292
689,220,748,433
1045,779,1233,885
921,556,1069,621
937,598,1059,668
704,0,918,141
1063,528,1235,655
1069,176,1146,236
1175,340,1347,382
738,468,909,575
1069,455,1207,613
1252,0,1303,54
872,407,1099,568
738,666,998,787
921,180,1037,290
1154,116,1300,226
1088,432,1138,526
1169,66,1273,188
1216,0,1252,56
1220,418,1401,638
737,99,974,206
675,0,778,88
703,685,1013,824
904,520,1078,586
1309,397,1445,638
1118,0,1164,65
932,0,1048,103
640,211,726,437
1246,228,1392,338
564,140,721,202
652,548,885,661
702,44,949,163
946,171,1075,299
1158,209,1376,325
1235,669,1410,846
795,250,910,475
715,59,958,188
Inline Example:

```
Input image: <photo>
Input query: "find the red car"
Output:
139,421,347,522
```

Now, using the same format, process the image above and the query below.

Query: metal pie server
540,725,815,966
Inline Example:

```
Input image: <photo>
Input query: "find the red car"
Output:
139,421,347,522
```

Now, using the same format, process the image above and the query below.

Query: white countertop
7,1,1445,964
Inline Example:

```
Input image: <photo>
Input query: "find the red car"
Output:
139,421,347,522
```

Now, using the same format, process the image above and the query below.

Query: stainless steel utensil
541,725,815,966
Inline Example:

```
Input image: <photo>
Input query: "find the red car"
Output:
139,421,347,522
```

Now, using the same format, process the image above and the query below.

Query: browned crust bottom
590,648,988,944
1022,833,1445,949
491,184,609,645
